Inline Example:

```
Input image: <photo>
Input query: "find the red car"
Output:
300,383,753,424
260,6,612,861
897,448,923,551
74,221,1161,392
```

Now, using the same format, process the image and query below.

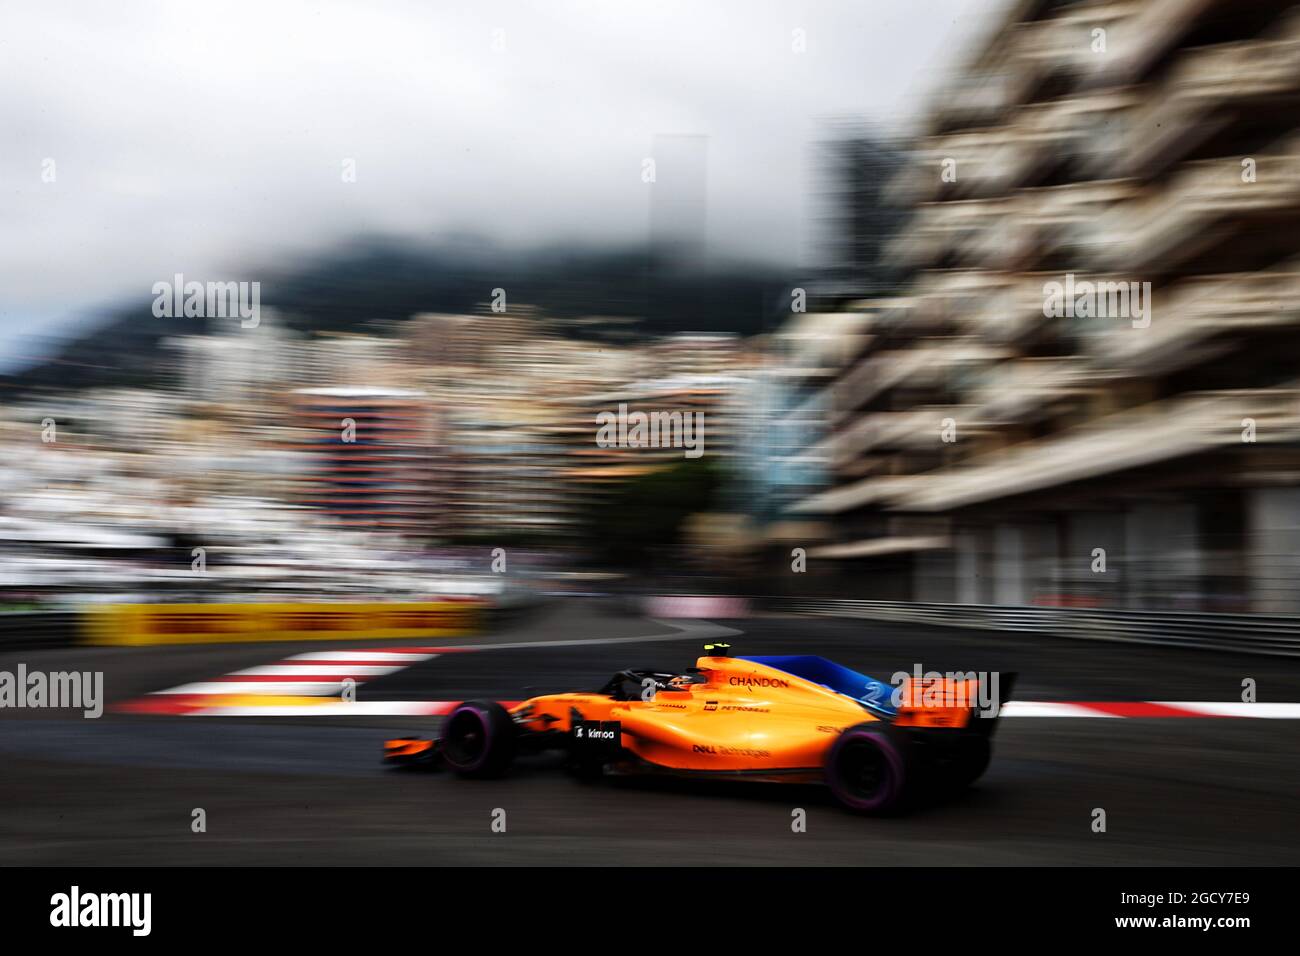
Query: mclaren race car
384,644,1015,813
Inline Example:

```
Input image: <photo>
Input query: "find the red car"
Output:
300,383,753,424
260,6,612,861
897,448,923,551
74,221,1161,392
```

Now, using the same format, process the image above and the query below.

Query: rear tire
824,723,912,814
441,700,516,778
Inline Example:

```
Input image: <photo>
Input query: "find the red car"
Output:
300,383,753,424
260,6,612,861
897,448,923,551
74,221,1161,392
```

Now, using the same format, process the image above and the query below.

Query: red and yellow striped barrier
82,600,483,646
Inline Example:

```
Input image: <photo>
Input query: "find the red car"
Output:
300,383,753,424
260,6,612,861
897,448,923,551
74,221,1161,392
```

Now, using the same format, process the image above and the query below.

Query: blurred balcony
832,339,1006,415
809,535,951,560
1109,0,1241,85
1086,267,1300,373
884,199,1009,269
797,383,1300,516
823,405,975,470
988,90,1134,192
1122,9,1300,175
894,385,1300,512
963,274,1061,345
773,310,874,386
967,356,1096,424
908,271,1006,332
1022,179,1133,259
1012,0,1137,102
1097,137,1300,271
980,179,1134,270
891,131,1020,204
927,69,1016,136
789,473,913,515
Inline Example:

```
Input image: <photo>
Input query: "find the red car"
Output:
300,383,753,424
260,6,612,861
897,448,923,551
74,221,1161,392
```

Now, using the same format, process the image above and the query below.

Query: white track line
1001,701,1120,718
225,664,407,677
192,701,458,717
1156,702,1300,718
157,681,351,696
282,650,439,662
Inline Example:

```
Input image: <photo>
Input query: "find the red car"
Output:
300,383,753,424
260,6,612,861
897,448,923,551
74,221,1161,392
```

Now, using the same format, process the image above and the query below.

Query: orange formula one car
384,645,1015,813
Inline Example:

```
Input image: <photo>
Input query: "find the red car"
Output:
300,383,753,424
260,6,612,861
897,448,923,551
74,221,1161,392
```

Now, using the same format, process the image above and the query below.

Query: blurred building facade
292,388,435,535
792,0,1300,612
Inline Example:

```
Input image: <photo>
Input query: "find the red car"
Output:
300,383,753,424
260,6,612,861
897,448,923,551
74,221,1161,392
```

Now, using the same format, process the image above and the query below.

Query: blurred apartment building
403,309,652,542
573,373,743,475
291,387,435,535
399,317,763,543
649,333,743,377
136,301,764,545
793,0,1300,612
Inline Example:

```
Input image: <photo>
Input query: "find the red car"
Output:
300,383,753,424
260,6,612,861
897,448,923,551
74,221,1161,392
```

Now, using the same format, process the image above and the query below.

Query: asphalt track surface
1,599,1297,865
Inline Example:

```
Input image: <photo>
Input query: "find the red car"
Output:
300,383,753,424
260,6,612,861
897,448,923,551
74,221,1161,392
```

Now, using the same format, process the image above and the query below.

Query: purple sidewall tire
443,704,493,773
825,726,908,813
442,699,515,777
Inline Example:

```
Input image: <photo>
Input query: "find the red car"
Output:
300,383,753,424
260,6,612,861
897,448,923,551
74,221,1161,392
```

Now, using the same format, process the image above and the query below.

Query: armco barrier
643,595,750,618
781,599,1300,658
81,600,483,647
0,612,80,651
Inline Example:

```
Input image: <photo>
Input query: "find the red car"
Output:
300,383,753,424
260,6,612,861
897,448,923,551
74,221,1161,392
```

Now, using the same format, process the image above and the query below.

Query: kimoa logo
50,886,151,936
575,722,618,740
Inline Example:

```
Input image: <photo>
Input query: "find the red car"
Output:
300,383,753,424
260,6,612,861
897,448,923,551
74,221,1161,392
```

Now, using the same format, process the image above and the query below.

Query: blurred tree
581,457,729,573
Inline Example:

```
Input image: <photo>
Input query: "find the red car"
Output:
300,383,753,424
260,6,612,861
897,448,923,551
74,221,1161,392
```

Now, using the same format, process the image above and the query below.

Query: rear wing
894,672,1017,734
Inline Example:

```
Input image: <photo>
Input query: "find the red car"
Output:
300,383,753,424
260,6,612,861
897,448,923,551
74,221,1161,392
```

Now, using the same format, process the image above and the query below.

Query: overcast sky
0,0,994,367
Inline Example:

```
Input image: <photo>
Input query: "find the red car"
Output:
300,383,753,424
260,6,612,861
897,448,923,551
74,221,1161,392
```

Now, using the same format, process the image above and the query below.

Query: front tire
441,700,516,778
824,723,912,814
